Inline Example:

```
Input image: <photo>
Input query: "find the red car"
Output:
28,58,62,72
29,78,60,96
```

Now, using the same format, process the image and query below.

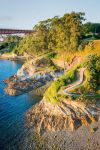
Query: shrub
82,54,100,92
44,67,77,103
78,40,89,51
48,52,57,58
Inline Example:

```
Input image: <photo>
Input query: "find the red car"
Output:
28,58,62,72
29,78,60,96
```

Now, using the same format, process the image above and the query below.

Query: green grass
44,66,78,104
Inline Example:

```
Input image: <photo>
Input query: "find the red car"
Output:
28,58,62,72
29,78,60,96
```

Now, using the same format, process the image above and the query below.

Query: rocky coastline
26,98,100,135
4,56,63,96
4,72,55,96
3,55,100,147
0,53,26,61
2,55,100,150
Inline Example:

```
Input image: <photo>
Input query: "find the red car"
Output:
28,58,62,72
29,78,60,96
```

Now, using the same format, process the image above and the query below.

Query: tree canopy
14,12,85,56
84,22,100,34
83,54,100,92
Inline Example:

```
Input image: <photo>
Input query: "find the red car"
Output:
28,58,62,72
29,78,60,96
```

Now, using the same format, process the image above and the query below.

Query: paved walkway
63,68,86,97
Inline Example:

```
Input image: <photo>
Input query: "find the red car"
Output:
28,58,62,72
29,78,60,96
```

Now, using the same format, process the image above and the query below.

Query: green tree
83,54,100,92
15,12,85,57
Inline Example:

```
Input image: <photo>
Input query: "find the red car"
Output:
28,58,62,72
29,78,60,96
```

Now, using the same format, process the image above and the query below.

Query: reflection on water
0,60,42,150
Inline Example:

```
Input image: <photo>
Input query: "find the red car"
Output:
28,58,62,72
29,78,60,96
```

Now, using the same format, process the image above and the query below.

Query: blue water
0,60,41,150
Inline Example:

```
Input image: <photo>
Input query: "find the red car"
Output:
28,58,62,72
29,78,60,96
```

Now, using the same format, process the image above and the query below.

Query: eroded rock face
16,56,57,78
26,99,100,135
4,74,53,96
53,56,82,70
4,57,63,96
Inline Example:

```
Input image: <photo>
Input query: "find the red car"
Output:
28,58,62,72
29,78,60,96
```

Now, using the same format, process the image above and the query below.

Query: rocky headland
4,56,63,95
4,55,82,96
3,54,100,146
0,53,26,61
26,98,100,135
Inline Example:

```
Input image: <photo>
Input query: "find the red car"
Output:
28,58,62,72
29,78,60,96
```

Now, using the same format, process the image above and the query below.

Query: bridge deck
0,29,33,34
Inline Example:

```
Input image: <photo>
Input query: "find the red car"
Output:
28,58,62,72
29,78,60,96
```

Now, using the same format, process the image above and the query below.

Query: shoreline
1,55,100,150
3,55,64,96
0,54,26,61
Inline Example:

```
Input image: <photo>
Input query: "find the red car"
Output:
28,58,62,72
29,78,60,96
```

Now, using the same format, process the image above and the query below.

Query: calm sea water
0,59,42,150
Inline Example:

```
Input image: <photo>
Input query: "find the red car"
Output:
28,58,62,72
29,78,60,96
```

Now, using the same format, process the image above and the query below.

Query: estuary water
0,59,42,150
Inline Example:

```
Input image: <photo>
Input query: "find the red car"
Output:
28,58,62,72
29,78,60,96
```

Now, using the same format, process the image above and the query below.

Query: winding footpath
63,68,86,97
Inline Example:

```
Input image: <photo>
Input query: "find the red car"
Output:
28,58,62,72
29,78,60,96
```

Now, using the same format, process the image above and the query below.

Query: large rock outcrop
26,98,100,135
4,56,63,96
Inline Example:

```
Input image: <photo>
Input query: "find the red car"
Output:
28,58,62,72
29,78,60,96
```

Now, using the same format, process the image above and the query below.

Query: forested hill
0,12,100,59
13,12,100,56
14,12,85,56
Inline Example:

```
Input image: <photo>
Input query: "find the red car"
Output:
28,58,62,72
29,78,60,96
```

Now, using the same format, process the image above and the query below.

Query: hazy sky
0,0,100,29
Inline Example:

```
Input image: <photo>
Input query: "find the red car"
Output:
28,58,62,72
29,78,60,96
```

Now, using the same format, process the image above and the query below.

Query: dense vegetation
1,12,100,62
83,54,100,92
45,66,77,103
12,12,100,62
44,54,100,104
14,12,85,56
0,12,99,104
84,22,100,38
70,54,100,96
0,36,21,54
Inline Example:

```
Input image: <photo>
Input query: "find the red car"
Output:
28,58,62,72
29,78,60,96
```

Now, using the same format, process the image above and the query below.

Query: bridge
0,28,33,34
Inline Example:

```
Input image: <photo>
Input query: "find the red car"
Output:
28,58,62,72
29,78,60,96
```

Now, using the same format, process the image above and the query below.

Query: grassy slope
44,66,78,103
55,40,100,63
44,40,100,104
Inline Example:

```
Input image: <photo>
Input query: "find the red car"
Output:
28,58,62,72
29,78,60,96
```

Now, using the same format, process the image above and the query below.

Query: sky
0,0,100,29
